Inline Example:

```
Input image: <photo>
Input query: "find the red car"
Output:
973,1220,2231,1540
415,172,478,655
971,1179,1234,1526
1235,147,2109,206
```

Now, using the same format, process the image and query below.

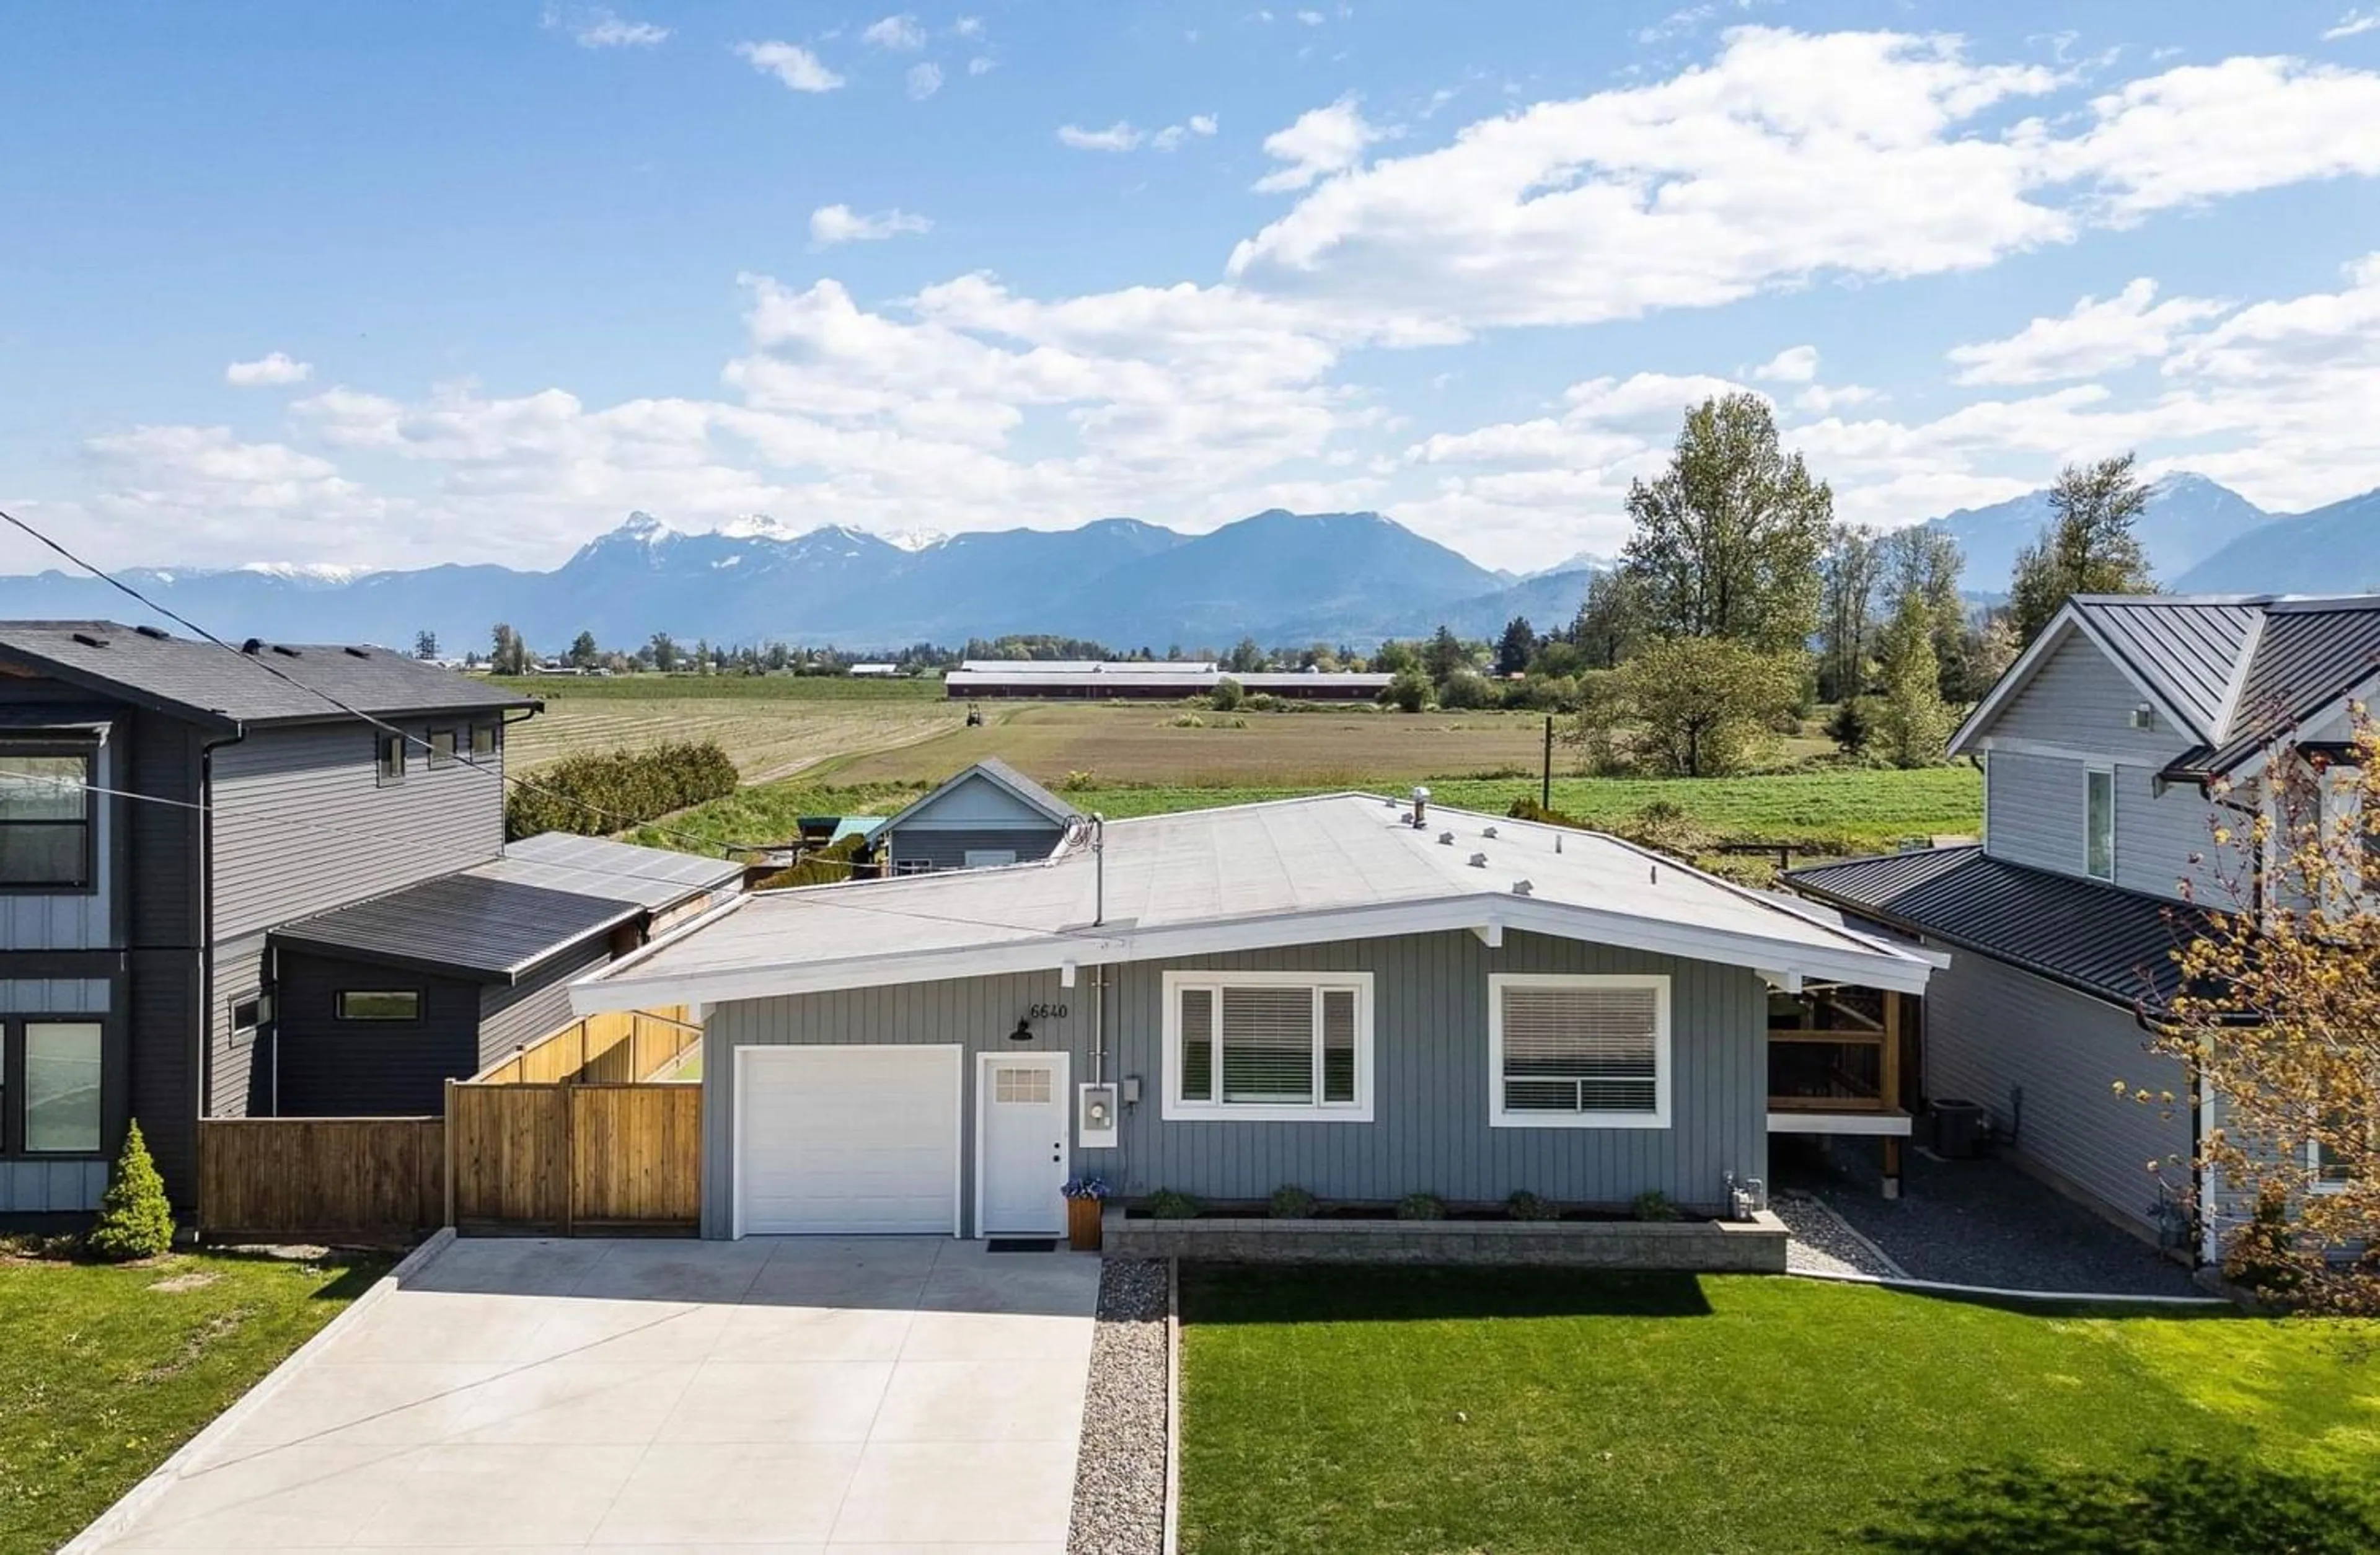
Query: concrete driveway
88,1235,1100,1552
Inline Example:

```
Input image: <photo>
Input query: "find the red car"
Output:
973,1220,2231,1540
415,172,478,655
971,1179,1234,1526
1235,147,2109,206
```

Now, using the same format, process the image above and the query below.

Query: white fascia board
571,887,1933,1013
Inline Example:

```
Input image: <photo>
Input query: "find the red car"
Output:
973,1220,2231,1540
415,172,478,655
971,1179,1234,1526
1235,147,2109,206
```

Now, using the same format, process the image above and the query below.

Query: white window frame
1160,969,1373,1123
2084,764,2116,883
1488,972,1672,1130
963,848,1018,868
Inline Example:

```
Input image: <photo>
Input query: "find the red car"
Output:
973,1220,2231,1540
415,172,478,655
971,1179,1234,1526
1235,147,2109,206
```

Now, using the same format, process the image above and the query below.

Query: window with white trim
2084,767,2115,882
1489,974,1670,1129
1162,971,1372,1121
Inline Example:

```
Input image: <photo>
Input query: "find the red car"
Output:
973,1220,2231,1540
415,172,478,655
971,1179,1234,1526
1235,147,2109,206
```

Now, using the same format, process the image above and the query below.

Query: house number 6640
1026,1003,1069,1020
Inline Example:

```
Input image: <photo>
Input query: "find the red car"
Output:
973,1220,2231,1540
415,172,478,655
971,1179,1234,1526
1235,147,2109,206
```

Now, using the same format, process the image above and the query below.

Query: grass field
1179,1265,2380,1555
0,1248,382,1554
629,765,1981,858
496,677,963,782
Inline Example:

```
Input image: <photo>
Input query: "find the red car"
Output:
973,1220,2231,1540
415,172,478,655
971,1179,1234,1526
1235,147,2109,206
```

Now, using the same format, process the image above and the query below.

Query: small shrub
1381,669,1430,713
755,832,867,889
1632,1189,1681,1223
87,1120,175,1262
1209,676,1245,712
1145,1188,1202,1220
1167,712,1207,728
1438,669,1499,710
1396,1191,1447,1222
1058,769,1099,791
1827,697,1875,757
2224,1181,2303,1296
1507,1190,1562,1222
1269,1184,1320,1218
1243,692,1282,713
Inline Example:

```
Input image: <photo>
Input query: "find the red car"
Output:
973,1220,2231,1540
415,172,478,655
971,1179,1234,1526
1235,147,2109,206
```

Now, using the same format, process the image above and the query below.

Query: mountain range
4,474,2372,651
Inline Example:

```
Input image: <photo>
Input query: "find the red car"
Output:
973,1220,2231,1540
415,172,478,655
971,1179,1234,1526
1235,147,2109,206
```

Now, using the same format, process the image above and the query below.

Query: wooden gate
446,1081,700,1235
198,1117,445,1243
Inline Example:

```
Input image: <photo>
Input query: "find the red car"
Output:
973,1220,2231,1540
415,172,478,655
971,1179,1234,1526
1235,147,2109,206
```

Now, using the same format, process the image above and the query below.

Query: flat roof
574,793,1932,1011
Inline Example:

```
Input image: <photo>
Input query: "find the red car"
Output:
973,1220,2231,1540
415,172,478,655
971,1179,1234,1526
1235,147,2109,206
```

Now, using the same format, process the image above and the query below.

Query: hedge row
504,739,739,840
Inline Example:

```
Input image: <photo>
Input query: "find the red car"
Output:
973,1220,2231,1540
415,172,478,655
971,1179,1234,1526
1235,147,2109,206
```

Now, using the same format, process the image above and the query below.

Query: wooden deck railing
472,1006,700,1086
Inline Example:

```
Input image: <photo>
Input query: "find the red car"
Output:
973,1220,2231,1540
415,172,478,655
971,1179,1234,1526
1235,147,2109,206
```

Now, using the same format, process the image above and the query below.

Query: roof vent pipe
1513,879,1533,896
1482,825,1497,839
1439,830,1455,845
1469,852,1489,868
1410,785,1430,828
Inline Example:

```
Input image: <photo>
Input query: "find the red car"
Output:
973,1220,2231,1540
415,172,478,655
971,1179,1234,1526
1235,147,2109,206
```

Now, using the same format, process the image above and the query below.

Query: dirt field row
506,696,966,782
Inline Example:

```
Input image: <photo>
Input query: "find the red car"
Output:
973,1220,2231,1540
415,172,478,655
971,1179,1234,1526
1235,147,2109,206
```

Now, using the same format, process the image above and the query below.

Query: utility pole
1541,716,1553,811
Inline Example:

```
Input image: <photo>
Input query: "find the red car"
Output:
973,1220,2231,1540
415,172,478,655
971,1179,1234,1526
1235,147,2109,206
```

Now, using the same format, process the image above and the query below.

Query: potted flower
1062,1174,1109,1251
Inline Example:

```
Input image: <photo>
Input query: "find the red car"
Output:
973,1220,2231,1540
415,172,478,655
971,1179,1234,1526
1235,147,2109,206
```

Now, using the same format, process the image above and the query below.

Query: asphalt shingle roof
1783,846,2219,1011
0,620,536,728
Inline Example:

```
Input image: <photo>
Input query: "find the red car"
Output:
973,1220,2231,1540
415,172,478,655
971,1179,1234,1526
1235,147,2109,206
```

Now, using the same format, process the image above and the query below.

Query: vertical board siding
209,721,503,942
124,707,203,948
703,929,1766,1238
1991,633,2199,764
0,737,115,951
2117,775,2226,904
476,940,612,1071
572,1085,702,1225
0,1159,109,1213
1923,945,2191,1237
128,951,201,1203
1986,752,2221,905
271,950,481,1116
0,979,110,1013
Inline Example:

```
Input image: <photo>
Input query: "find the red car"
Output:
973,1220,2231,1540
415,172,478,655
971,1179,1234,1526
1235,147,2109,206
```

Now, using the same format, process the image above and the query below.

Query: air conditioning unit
2128,705,2155,731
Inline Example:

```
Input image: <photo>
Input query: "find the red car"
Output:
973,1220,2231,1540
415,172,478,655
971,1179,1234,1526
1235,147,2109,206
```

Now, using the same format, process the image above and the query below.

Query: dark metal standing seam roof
0,621,537,727
271,876,643,984
2172,604,2380,778
2073,597,2263,742
1782,846,2219,1011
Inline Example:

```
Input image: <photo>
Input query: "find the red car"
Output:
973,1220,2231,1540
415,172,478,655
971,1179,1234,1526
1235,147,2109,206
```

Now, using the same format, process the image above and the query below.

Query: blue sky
4,1,2378,577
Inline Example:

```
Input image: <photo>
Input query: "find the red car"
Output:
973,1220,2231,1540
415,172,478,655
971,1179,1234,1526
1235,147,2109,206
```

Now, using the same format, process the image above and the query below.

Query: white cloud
224,352,314,388
1296,8,1324,23
1150,117,1217,152
1252,95,1387,192
77,424,395,563
1751,345,1820,382
1189,113,1219,136
543,6,669,49
1639,5,1715,45
1794,383,1880,414
808,205,933,245
736,40,844,92
1059,120,1145,151
1947,278,2230,384
862,14,926,50
954,16,985,40
2324,9,2380,40
2044,56,2380,218
1227,30,2380,340
968,55,995,76
906,61,943,99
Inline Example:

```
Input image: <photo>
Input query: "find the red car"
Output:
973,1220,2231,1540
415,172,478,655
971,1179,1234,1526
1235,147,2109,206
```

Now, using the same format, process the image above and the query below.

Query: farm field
827,700,1835,788
496,676,963,782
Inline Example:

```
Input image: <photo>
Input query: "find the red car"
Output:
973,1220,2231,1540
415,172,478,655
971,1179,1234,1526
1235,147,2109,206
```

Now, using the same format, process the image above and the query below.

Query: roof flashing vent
1468,852,1489,868
70,631,108,650
240,638,263,654
1438,830,1455,845
270,644,302,658
1512,878,1533,896
134,624,169,640
343,646,371,659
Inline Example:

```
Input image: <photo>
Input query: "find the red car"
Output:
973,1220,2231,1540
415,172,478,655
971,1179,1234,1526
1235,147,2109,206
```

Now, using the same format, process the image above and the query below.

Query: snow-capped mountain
1922,471,2276,592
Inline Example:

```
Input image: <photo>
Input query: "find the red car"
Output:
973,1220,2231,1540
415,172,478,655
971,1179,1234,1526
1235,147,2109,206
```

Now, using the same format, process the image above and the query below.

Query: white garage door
736,1046,961,1235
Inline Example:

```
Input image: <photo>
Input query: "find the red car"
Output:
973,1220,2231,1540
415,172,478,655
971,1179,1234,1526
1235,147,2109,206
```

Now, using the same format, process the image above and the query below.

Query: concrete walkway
90,1235,1100,1552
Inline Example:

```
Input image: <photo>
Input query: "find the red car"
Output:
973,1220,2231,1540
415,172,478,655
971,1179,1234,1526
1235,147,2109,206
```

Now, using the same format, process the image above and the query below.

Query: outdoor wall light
1009,1017,1034,1042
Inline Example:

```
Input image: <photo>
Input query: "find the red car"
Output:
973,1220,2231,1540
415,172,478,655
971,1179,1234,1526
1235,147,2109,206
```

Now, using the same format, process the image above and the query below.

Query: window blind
1501,984,1659,1114
1221,985,1315,1103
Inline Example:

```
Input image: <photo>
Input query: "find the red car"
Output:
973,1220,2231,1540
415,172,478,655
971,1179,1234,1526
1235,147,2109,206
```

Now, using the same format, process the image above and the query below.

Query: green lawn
633,766,1981,860
0,1249,382,1555
1179,1266,2380,1555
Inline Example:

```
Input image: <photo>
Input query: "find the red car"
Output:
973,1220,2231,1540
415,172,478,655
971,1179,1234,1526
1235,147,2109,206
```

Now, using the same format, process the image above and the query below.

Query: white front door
977,1052,1069,1236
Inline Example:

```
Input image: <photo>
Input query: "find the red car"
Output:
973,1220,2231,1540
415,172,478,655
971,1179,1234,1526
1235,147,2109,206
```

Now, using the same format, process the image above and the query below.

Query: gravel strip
1775,1191,1905,1278
1068,1258,1169,1555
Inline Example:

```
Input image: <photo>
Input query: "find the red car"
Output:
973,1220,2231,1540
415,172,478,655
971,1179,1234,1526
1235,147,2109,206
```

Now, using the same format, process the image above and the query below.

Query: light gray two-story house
0,622,739,1213
569,791,1933,1241
1787,593,2380,1259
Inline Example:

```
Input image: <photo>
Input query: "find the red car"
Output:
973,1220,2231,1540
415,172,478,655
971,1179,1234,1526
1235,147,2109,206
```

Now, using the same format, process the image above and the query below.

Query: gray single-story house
871,757,1085,873
571,793,1932,1240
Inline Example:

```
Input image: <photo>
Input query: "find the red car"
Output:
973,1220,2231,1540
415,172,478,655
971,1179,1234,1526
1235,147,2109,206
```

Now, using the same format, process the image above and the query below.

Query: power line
0,503,766,856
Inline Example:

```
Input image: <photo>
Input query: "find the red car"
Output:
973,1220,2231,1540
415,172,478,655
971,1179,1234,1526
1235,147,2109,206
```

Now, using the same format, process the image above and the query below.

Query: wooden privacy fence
197,1117,446,1243
446,1080,702,1235
472,1007,699,1086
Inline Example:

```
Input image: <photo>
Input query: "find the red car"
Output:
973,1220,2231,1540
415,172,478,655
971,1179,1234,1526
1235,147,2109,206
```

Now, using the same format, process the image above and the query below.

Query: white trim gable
1949,607,2204,759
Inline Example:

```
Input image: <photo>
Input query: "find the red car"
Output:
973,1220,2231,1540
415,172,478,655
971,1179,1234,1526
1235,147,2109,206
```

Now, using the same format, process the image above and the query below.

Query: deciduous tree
2009,453,2156,644
1818,524,1882,705
1589,637,1800,778
1874,590,1950,769
1620,394,1833,654
2138,718,2380,1311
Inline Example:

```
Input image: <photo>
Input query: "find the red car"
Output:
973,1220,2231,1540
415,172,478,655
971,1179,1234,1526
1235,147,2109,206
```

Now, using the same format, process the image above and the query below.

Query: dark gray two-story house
1787,593,2380,1261
0,622,739,1214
